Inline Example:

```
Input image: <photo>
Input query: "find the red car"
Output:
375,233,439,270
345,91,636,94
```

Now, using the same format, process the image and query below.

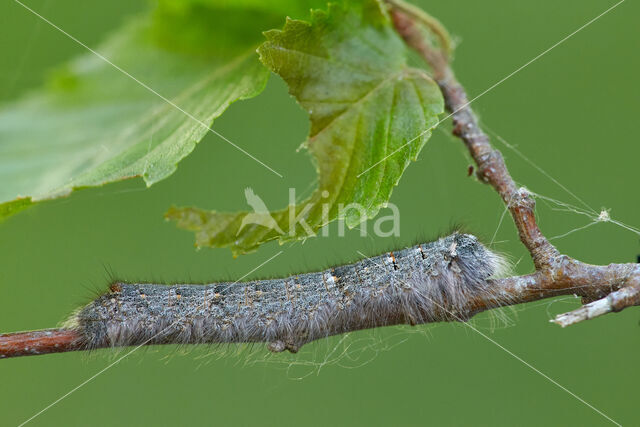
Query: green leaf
0,2,282,221
175,0,329,18
167,0,444,256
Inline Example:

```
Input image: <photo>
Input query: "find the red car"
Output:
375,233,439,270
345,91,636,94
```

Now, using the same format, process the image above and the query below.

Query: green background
1,0,638,425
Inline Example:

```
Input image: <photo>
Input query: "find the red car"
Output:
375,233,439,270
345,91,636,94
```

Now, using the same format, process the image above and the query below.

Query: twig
553,279,640,327
388,2,640,325
0,329,82,358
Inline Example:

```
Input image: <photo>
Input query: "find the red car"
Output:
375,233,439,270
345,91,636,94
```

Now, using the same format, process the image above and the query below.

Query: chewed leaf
168,0,444,256
0,3,277,221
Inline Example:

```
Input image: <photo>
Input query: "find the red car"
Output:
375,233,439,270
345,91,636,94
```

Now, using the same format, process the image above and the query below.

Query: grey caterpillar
67,233,508,353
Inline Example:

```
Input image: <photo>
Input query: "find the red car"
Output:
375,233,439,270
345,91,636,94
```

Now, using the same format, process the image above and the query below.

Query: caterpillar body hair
68,233,508,353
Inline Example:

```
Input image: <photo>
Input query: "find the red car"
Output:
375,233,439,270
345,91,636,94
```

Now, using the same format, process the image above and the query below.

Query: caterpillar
66,233,508,353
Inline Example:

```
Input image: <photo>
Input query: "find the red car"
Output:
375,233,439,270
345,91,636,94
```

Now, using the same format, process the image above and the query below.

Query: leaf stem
385,0,453,58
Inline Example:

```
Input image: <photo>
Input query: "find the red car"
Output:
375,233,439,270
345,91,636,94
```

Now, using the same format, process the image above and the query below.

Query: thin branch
388,2,639,323
0,329,82,358
553,279,640,327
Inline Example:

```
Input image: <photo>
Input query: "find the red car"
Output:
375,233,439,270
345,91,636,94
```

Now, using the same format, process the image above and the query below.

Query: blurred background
0,0,638,425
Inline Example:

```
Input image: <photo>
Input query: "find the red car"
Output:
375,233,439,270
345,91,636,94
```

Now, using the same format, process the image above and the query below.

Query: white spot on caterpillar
449,241,458,258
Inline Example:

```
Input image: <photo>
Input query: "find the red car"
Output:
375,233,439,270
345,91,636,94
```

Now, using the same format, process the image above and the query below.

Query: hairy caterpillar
67,233,508,353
